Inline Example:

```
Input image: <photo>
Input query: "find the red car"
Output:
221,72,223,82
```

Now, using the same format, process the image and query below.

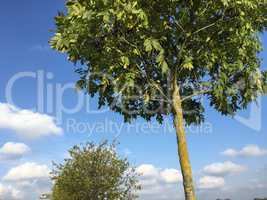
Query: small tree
51,141,140,200
50,1,267,199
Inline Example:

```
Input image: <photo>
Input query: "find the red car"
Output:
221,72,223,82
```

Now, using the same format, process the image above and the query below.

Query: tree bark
172,78,196,200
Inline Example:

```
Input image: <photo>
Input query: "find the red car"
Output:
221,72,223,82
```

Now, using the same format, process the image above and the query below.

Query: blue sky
0,1,267,200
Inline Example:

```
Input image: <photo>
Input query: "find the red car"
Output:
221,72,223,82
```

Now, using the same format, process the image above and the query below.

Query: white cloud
137,164,183,184
0,183,21,200
222,149,238,157
0,142,30,161
137,164,183,200
137,164,159,177
203,161,246,176
160,169,183,184
0,103,62,138
3,162,50,181
2,162,51,200
222,145,267,157
0,179,52,200
198,176,225,189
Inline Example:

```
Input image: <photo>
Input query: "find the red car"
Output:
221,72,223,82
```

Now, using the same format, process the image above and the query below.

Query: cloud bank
0,142,30,161
222,145,267,157
0,103,62,138
1,162,52,200
137,164,183,200
203,161,246,176
198,176,225,189
3,162,50,181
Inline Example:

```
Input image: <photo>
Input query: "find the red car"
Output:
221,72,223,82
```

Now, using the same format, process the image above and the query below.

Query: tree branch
120,36,138,49
181,89,210,102
192,21,218,35
135,63,171,102
174,19,186,33
150,81,171,102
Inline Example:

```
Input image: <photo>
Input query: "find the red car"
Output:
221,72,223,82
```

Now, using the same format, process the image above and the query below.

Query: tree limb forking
134,61,171,103
150,81,171,102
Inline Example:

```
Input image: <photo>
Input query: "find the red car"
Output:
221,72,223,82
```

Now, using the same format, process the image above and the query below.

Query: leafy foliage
50,0,267,124
51,141,140,200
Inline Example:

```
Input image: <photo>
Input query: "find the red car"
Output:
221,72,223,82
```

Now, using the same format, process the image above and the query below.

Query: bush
51,141,140,200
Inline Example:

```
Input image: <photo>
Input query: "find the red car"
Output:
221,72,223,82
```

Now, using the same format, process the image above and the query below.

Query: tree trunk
172,79,196,200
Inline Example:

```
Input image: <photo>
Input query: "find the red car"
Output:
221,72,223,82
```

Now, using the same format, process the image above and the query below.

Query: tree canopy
50,0,267,124
50,1,267,199
51,141,140,200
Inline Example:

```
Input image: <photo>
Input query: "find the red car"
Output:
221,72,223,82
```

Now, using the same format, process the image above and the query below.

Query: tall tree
51,141,140,200
50,0,267,199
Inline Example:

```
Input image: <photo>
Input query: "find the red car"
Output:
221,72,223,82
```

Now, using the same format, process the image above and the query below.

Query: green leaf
144,38,152,52
161,61,169,74
121,56,130,68
75,80,85,91
151,39,162,51
144,93,150,104
182,56,194,70
133,48,141,55
144,38,162,52
66,1,75,7
263,84,267,94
